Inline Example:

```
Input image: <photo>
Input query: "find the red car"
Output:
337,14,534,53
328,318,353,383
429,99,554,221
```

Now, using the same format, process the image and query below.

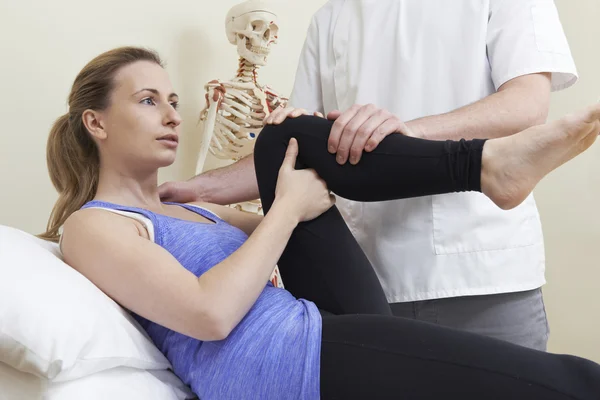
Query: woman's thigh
320,314,600,400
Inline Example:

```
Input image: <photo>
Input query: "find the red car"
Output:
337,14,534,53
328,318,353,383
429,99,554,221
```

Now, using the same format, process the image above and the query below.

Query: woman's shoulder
63,208,150,250
66,207,136,228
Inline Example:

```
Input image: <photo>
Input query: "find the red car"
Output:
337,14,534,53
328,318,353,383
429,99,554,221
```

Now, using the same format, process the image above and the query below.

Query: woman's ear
82,109,107,140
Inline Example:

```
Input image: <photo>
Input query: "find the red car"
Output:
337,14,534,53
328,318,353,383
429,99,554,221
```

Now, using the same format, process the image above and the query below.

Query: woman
40,46,600,399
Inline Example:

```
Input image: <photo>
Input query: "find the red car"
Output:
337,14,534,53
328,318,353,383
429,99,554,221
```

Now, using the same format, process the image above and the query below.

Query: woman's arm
61,202,298,342
62,139,333,341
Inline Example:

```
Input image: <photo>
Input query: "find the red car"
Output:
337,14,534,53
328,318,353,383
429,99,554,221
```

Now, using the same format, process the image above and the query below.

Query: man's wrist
188,172,214,203
405,119,427,139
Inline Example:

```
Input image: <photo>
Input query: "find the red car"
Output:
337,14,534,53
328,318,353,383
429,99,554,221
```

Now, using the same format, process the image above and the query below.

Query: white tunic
289,0,578,302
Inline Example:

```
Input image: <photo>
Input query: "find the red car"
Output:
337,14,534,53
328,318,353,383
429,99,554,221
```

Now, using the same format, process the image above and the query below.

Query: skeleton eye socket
251,20,266,31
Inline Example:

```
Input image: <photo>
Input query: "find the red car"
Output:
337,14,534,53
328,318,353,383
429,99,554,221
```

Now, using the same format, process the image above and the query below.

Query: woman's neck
94,165,164,211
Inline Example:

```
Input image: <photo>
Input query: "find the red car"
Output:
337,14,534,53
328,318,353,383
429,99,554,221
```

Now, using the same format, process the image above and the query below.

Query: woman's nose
164,105,182,127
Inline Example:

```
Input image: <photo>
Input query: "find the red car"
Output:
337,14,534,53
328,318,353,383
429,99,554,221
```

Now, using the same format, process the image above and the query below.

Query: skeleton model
196,0,287,288
195,0,287,216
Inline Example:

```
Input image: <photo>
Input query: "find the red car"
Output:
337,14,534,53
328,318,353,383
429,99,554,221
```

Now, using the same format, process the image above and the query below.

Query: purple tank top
82,200,322,399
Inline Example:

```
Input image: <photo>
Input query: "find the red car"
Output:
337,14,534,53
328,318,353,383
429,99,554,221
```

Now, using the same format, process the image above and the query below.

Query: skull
225,0,279,66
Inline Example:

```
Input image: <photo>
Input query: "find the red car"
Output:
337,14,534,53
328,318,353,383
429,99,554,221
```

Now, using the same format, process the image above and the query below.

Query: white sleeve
288,17,325,113
487,0,578,92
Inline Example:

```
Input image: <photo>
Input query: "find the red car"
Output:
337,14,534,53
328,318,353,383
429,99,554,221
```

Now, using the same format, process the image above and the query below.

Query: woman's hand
274,138,335,223
264,106,325,125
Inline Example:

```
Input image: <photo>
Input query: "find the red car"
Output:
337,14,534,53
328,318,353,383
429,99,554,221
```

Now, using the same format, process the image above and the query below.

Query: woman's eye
141,98,155,106
171,102,179,110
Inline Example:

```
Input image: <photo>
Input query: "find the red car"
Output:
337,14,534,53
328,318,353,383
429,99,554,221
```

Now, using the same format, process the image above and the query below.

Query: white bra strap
183,203,222,221
84,207,156,242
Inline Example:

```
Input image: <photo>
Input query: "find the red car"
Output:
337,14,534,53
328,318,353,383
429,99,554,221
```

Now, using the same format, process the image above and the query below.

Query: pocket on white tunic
431,192,543,255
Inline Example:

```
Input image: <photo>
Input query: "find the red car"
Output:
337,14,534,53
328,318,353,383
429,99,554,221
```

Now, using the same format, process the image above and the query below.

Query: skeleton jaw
237,36,270,66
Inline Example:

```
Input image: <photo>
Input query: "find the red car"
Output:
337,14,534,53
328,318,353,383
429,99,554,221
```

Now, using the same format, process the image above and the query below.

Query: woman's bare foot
482,103,600,210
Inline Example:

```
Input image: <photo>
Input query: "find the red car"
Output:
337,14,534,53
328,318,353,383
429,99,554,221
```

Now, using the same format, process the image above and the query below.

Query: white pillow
0,362,196,400
46,367,196,400
0,225,174,383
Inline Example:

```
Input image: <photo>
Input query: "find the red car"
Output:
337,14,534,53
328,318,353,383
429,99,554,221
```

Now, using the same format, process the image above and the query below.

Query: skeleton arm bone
196,88,222,175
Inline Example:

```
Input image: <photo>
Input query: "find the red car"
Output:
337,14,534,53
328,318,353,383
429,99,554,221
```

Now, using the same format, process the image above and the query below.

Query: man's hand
327,104,416,165
158,180,202,203
264,106,325,125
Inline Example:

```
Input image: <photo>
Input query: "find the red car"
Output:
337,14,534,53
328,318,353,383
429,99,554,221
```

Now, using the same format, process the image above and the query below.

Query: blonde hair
39,46,163,242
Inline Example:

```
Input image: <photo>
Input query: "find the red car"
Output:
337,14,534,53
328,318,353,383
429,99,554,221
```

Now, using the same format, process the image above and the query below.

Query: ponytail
38,113,99,242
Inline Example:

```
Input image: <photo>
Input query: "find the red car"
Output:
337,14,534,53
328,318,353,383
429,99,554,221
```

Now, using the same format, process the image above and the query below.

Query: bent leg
254,116,485,315
255,116,486,204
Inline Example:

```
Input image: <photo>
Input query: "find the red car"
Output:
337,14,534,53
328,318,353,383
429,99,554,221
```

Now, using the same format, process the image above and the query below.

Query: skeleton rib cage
195,78,287,175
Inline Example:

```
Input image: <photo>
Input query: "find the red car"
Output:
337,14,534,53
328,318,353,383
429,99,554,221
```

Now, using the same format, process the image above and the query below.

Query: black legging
254,115,600,400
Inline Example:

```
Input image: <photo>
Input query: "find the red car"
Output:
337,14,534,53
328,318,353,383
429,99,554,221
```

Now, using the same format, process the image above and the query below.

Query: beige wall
536,0,600,362
0,0,598,362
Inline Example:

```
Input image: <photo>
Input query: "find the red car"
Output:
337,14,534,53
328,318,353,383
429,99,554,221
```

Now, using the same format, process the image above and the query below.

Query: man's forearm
407,73,552,141
192,154,259,205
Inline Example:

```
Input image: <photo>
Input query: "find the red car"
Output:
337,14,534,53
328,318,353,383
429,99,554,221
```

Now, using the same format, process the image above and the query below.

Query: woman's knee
256,115,330,152
255,121,290,155
255,117,304,158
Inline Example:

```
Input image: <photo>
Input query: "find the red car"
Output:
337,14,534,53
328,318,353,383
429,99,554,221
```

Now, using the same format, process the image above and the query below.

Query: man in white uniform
160,0,578,350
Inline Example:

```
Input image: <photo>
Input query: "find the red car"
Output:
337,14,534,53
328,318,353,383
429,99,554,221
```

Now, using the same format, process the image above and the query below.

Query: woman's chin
155,154,177,168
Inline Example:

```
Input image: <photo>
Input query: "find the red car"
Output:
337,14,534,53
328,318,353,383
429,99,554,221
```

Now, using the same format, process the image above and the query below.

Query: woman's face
95,60,182,172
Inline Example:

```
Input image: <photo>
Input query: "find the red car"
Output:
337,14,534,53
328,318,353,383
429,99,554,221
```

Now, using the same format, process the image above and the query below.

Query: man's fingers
290,108,308,118
327,110,342,120
157,184,174,201
348,113,391,164
265,108,327,126
365,119,403,151
265,108,283,124
328,106,362,154
336,105,378,164
271,107,288,124
266,107,291,124
274,107,296,124
158,182,196,203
